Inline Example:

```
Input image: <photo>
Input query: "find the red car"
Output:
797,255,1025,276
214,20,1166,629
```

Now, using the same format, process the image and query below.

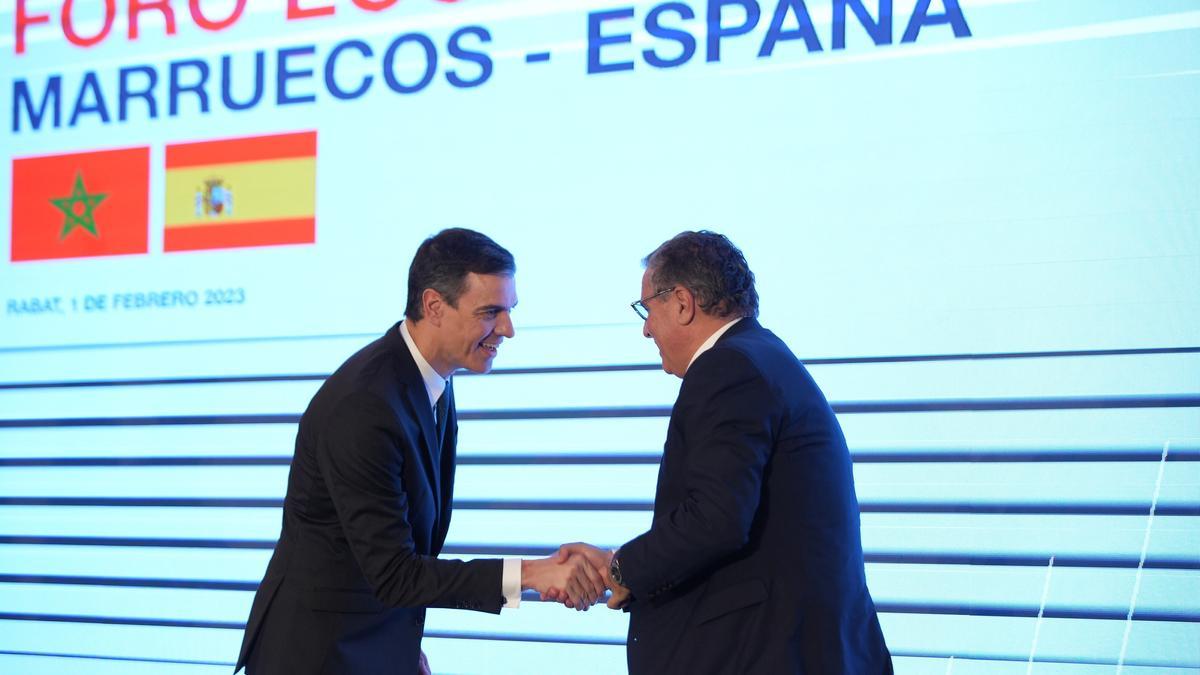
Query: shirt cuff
501,558,521,609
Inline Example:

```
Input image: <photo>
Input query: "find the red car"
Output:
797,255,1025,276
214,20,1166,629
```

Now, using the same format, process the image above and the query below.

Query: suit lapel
403,382,440,475
389,324,444,539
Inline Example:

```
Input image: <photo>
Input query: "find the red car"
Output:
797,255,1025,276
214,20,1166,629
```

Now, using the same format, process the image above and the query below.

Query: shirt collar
687,317,743,372
400,319,448,408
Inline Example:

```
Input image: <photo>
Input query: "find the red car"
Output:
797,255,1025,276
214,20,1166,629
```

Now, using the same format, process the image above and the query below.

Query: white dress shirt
399,320,447,413
686,317,743,372
400,320,522,608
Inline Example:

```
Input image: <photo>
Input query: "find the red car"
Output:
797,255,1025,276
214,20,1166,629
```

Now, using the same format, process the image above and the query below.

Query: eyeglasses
630,287,675,320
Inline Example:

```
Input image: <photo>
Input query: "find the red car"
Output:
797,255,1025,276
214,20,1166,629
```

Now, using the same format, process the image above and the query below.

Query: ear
421,288,445,326
673,287,697,326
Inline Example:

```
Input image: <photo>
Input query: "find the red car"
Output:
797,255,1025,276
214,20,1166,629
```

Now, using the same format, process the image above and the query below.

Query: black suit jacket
618,319,891,674
235,322,503,675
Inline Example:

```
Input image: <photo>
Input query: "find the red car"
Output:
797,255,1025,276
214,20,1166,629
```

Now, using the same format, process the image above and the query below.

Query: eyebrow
474,302,516,314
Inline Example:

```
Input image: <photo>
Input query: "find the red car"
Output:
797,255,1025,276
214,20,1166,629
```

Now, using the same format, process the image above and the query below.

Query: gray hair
644,231,759,319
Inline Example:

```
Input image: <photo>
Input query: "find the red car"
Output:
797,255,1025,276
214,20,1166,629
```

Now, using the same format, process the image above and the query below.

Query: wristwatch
609,549,623,586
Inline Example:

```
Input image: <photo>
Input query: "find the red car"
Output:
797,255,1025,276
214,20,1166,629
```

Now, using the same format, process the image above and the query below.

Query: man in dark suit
562,231,892,673
236,228,603,675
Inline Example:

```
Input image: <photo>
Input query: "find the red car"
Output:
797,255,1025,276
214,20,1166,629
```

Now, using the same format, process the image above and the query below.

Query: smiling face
640,268,689,377
432,272,517,375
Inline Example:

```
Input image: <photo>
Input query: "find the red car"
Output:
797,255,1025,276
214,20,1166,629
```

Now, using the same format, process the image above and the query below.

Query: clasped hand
522,543,631,611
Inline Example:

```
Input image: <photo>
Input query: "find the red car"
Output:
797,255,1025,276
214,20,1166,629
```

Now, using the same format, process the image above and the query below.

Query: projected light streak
1026,555,1054,675
726,10,1200,75
1117,441,1173,674
1128,69,1200,80
2,0,661,59
2,0,1022,69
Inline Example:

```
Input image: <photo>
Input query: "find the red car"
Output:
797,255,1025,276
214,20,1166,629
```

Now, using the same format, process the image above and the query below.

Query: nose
498,311,515,339
643,318,651,339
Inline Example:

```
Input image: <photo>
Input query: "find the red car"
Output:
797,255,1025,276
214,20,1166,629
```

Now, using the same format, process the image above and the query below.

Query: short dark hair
644,231,758,319
405,228,515,320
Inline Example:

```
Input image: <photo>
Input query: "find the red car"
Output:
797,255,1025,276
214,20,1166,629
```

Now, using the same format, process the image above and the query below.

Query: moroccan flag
10,147,150,262
164,131,316,252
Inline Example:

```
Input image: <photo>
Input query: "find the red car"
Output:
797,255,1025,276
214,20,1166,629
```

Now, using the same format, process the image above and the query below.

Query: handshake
520,542,632,611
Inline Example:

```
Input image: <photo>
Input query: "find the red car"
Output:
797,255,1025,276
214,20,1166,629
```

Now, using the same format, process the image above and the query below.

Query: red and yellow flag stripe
164,131,316,252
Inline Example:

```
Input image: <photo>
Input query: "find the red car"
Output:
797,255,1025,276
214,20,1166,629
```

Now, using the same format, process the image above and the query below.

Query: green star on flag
50,172,107,239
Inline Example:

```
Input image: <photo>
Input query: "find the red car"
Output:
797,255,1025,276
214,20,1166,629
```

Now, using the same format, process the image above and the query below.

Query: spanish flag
10,147,150,262
164,131,316,252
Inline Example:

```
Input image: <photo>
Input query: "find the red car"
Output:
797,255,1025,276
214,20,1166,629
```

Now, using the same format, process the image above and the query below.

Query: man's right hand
553,543,632,610
520,551,605,610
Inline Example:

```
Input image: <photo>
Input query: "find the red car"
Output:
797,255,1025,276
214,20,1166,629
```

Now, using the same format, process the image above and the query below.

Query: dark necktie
434,388,449,447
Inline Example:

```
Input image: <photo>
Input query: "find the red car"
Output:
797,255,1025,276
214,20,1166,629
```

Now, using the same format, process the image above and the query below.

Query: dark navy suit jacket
235,323,502,675
618,319,892,674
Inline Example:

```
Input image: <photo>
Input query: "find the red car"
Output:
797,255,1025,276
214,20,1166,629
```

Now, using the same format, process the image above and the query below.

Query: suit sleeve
315,392,503,613
618,348,775,600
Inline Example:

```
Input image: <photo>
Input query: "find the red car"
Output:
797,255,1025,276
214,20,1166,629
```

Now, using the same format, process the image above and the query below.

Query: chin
467,355,497,374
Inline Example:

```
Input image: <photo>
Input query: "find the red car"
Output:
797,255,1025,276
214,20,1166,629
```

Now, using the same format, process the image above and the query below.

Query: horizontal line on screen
862,552,1200,569
849,448,1200,463
0,574,548,604
875,602,1198,622
0,612,245,630
855,503,1200,515
425,630,624,646
0,650,235,668
0,574,258,591
463,449,1200,464
1,537,1195,570
0,332,378,354
0,497,1195,516
885,649,1198,669
2,448,1197,467
4,575,1199,623
0,414,302,428
828,394,1200,413
0,535,278,549
0,648,1183,672
0,374,330,390
0,456,298,467
2,345,1197,389
1,603,1194,637
1,394,1197,428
